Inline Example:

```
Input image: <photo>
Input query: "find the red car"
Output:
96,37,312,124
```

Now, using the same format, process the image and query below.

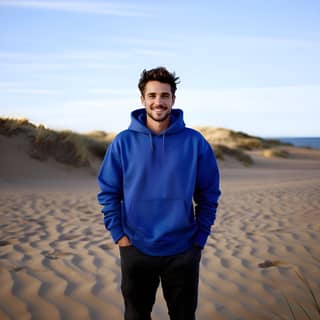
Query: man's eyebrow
146,91,171,95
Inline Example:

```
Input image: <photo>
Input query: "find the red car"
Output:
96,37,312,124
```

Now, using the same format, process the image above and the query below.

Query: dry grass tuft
269,252,320,320
0,117,111,168
273,271,320,320
213,144,253,166
195,126,283,150
30,128,91,166
0,117,36,135
1,118,290,168
263,149,290,159
195,126,290,166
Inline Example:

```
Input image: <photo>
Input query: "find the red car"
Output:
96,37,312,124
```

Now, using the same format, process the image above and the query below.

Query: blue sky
1,0,320,137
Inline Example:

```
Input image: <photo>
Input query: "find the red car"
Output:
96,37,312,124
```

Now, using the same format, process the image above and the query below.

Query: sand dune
1,135,320,319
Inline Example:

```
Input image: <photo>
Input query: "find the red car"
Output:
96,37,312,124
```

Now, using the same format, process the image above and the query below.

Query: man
97,66,221,320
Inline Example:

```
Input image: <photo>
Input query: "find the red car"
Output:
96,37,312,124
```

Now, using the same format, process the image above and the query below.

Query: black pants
119,245,201,320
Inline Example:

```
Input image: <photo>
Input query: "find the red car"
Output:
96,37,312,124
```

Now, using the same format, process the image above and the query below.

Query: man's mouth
153,106,166,111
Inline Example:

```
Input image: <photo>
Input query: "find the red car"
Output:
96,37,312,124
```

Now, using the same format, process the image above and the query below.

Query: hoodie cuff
110,226,125,244
193,230,209,248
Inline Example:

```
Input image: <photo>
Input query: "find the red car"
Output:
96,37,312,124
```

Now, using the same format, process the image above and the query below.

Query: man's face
141,81,175,123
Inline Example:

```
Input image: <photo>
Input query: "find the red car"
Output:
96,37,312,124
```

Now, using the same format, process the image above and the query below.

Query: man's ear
140,95,145,106
172,95,176,106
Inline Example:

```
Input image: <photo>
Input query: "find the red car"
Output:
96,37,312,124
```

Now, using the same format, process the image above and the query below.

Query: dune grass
0,117,34,134
213,144,253,166
1,117,291,168
265,251,320,320
273,270,320,320
31,127,91,166
0,117,111,167
263,149,290,159
195,126,289,166
195,126,283,150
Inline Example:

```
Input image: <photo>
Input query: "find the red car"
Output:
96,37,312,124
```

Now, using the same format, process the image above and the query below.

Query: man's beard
147,106,171,122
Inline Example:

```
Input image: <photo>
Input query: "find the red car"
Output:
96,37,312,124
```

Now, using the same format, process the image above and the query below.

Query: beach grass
214,144,253,166
195,126,283,150
274,271,320,320
1,117,292,168
263,149,290,158
0,117,111,167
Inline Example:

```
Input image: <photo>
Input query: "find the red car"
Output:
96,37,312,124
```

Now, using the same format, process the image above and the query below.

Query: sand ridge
0,190,122,320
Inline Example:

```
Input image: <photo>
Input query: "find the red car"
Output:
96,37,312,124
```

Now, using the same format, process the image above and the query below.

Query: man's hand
117,236,132,247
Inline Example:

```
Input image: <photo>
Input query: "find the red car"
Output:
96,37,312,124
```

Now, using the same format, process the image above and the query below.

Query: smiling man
142,79,174,129
97,66,221,320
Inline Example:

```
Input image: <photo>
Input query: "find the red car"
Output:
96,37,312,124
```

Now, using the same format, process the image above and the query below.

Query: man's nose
155,95,163,105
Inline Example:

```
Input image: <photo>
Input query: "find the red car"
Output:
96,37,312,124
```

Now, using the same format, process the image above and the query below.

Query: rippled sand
1,147,320,320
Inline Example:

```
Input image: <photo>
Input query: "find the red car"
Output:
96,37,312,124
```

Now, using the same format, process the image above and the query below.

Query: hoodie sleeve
193,139,221,248
97,140,125,243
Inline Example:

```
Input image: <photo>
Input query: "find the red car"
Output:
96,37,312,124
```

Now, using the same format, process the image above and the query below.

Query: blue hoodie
97,108,221,256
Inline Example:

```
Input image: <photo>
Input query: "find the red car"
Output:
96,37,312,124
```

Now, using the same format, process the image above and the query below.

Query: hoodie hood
129,108,185,135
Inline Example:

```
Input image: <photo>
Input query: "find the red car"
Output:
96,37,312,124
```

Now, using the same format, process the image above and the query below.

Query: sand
1,135,320,320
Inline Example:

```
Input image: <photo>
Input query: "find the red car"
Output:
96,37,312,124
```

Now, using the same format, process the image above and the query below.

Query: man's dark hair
138,66,180,97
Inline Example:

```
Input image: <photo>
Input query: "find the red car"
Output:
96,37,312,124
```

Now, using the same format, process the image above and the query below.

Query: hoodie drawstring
149,133,154,151
148,133,166,154
162,133,166,154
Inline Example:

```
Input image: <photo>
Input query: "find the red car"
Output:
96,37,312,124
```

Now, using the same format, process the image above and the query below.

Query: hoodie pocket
129,199,194,241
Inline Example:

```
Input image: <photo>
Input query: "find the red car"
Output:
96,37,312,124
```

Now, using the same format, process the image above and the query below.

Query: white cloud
179,85,320,113
0,0,153,17
0,88,61,95
0,62,69,71
0,62,126,72
0,50,129,61
62,97,138,109
88,89,138,95
59,50,129,60
111,36,179,49
41,99,137,132
0,82,27,88
212,34,320,48
1,85,318,135
133,49,177,57
84,63,127,70
176,84,320,136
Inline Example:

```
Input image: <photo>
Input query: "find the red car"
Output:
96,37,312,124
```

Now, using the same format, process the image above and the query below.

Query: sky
1,0,320,137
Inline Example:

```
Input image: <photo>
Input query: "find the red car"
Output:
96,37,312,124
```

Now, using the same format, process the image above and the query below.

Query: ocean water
275,137,320,149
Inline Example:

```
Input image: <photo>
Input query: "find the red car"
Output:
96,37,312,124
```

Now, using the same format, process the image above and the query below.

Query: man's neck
146,116,170,135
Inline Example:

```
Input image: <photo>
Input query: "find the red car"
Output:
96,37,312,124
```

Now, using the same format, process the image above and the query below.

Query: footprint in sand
1,263,27,273
258,260,290,268
11,265,26,272
99,243,114,250
42,250,71,260
59,234,80,241
0,240,11,246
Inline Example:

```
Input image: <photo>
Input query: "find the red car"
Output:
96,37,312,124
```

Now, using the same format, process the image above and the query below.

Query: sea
271,137,320,150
